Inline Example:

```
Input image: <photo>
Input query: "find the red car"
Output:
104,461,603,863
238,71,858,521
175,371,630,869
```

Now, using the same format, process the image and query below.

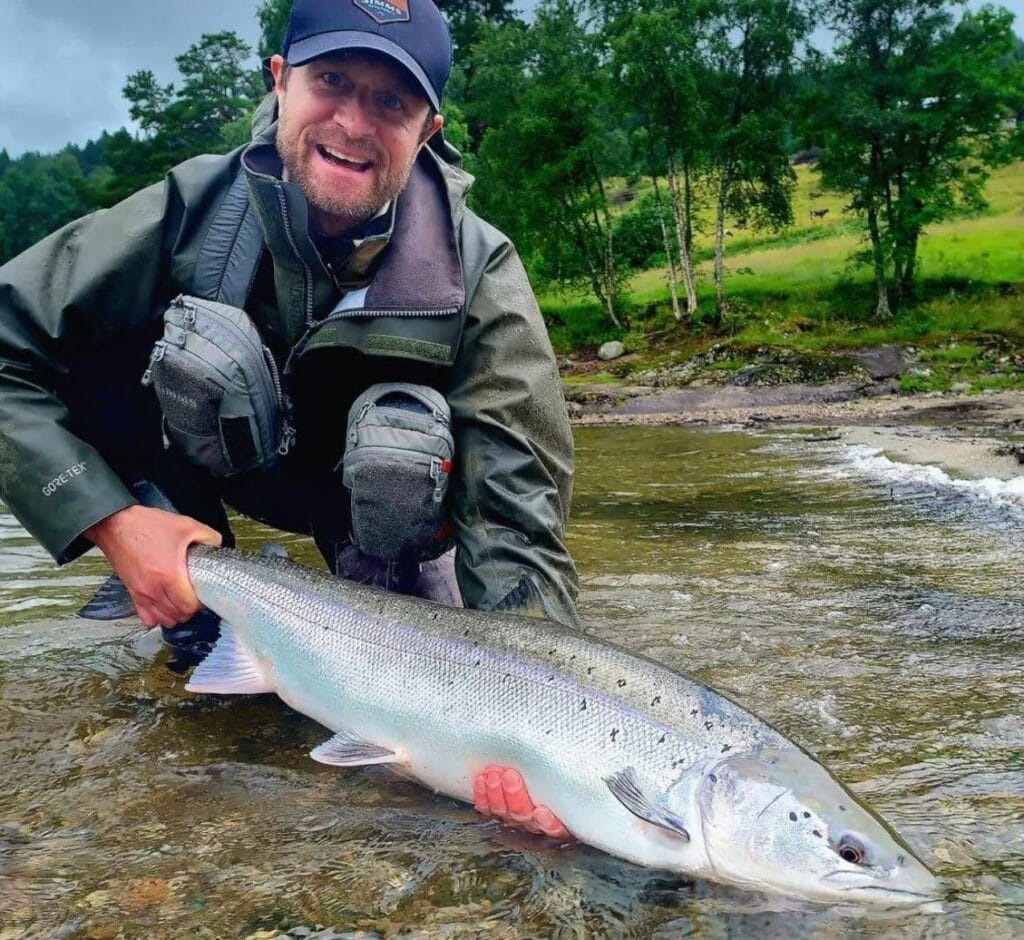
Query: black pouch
341,383,455,563
142,295,292,478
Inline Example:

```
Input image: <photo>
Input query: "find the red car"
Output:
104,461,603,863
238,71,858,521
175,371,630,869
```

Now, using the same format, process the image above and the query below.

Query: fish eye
835,835,868,865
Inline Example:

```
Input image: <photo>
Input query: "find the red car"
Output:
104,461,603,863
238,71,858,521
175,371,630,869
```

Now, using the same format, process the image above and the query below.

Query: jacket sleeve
0,181,175,564
446,234,579,627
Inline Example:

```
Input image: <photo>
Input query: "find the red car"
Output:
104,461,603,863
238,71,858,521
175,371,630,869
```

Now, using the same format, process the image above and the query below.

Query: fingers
485,767,509,818
472,765,572,841
533,807,571,840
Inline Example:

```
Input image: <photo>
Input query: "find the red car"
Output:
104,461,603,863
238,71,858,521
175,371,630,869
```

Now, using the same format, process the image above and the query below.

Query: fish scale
182,545,940,905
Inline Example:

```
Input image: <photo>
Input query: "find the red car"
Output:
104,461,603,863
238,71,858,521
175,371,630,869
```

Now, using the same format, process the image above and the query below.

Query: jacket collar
240,122,470,333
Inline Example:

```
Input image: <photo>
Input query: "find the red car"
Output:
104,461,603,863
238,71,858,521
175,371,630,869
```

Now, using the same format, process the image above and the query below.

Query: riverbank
567,380,1024,484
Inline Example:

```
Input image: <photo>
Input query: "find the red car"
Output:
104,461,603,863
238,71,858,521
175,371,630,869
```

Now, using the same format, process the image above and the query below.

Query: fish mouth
842,885,938,900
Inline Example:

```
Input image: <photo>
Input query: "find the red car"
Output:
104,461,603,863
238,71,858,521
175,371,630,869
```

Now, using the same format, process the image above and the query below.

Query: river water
1,426,1022,938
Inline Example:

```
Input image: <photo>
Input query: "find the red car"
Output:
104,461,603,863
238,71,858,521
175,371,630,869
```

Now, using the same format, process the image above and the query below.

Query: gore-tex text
42,462,87,497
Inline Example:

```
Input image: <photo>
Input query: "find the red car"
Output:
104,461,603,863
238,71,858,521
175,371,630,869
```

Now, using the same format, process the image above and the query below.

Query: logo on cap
352,0,411,24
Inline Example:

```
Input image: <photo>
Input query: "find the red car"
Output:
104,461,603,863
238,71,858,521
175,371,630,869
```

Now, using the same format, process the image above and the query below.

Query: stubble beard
276,109,414,230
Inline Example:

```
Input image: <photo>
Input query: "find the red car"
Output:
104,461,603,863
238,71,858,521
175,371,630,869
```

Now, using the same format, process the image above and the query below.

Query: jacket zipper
274,184,314,327
327,306,461,320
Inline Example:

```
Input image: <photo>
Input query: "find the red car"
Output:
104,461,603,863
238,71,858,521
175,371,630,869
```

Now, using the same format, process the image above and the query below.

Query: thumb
190,523,223,548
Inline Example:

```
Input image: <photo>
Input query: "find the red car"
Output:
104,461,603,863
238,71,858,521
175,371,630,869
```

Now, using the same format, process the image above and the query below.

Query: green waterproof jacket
0,126,579,625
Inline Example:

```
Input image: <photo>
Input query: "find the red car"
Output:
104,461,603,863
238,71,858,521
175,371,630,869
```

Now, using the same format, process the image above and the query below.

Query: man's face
270,51,443,234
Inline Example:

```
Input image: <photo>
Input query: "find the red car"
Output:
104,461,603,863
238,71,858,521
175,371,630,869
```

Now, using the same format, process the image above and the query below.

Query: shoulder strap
191,169,264,307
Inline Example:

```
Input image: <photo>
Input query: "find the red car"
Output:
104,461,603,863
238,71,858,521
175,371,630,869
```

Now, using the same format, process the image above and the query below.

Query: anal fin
605,767,690,841
184,623,272,695
310,729,399,767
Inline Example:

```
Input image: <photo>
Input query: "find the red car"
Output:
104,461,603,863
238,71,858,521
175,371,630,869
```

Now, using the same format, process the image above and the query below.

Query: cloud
0,0,261,156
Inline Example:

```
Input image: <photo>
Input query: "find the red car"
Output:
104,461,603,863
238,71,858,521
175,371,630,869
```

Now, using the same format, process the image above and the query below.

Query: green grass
541,161,1024,357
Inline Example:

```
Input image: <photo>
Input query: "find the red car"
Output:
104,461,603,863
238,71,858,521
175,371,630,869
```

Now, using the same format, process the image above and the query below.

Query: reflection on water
1,427,1022,937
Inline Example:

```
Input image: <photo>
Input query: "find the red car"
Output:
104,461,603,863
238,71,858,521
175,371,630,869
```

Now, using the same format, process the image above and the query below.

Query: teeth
322,145,370,166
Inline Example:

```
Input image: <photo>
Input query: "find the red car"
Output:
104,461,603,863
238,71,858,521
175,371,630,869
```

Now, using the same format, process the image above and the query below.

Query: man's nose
333,93,375,139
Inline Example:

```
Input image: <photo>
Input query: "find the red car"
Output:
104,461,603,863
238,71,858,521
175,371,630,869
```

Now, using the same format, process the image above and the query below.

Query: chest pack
144,159,471,479
141,295,292,478
342,383,455,563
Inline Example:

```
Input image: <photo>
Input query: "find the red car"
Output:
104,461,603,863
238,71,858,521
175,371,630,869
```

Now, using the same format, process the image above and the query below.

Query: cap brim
286,32,440,110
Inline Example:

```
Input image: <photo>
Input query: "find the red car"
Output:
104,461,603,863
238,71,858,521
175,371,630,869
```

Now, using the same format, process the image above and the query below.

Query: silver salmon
184,545,939,906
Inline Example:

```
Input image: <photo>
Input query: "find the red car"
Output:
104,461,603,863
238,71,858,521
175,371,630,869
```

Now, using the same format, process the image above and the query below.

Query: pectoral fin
310,730,399,767
605,767,690,841
184,624,272,695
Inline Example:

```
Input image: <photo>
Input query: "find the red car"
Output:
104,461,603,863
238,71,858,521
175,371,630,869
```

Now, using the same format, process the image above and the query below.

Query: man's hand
85,506,222,628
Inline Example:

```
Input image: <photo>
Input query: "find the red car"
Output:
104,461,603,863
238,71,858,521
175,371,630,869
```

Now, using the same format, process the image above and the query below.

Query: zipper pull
277,422,297,456
141,341,167,386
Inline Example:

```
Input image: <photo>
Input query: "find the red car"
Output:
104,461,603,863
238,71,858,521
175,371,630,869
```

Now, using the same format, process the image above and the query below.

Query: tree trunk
714,170,729,315
866,199,891,320
604,225,621,328
867,142,891,320
666,154,697,315
593,169,622,329
652,176,682,321
900,227,919,300
682,158,697,314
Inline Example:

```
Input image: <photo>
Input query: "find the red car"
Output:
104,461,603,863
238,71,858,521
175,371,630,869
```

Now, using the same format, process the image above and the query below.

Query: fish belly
267,628,693,874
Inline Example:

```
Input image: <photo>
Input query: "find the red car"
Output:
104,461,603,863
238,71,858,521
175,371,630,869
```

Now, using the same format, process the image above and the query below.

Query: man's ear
269,54,289,101
419,112,445,150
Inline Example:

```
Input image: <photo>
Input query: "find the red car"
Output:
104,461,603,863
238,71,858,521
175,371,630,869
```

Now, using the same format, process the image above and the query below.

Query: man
0,0,575,836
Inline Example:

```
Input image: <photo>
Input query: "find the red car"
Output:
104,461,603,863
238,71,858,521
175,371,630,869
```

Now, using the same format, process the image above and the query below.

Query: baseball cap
282,0,453,110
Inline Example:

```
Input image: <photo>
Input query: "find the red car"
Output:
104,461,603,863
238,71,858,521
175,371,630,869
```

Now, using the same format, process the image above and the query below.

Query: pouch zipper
140,341,167,386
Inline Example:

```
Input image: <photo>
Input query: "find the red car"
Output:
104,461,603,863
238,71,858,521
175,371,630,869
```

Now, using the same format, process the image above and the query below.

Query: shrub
611,193,676,271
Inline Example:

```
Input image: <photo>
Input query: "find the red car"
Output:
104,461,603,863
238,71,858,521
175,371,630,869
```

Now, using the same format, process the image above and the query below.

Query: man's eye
378,93,403,111
322,72,346,88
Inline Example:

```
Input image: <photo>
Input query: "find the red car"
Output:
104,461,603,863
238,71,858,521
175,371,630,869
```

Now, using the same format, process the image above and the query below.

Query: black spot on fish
546,729,552,735
549,649,556,656
618,679,627,688
704,721,713,730
709,773,717,783
587,667,595,675
464,629,470,637
720,744,730,753
813,830,822,838
651,696,661,706
839,804,847,812
570,655,576,662
898,855,905,866
475,659,481,667
548,675,555,682
658,733,666,743
690,709,698,717
610,729,619,742
580,699,588,711
803,812,811,819
789,812,797,822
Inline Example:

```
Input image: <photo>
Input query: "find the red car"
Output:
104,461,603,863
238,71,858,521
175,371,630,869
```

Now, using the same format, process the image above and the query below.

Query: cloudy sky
2,0,1022,157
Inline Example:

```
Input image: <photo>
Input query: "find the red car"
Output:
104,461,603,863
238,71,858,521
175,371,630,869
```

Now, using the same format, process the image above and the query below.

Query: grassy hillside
541,161,1024,366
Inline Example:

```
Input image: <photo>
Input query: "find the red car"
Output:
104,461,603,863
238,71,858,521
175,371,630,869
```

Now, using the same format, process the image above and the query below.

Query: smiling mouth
316,144,373,173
